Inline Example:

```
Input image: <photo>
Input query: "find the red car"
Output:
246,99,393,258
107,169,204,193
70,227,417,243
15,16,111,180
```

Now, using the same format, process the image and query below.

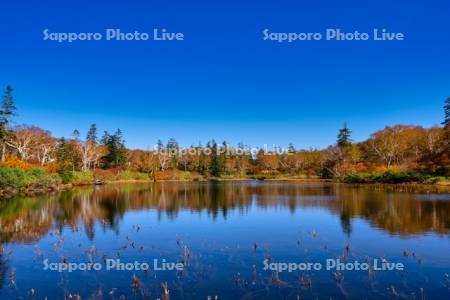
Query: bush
71,171,95,185
375,171,422,184
25,168,61,186
91,169,150,182
116,170,149,181
255,175,267,181
0,167,28,189
341,170,435,184
341,173,371,184
434,165,450,177
1,155,36,170
0,166,61,190
92,169,119,182
154,170,199,181
57,166,74,184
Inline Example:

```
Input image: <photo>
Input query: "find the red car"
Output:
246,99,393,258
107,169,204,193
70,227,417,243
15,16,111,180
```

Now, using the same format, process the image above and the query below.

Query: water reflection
0,250,5,291
0,182,448,245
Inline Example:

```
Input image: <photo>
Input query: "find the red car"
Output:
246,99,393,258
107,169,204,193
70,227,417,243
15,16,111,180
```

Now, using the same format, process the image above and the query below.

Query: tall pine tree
56,137,80,182
0,85,16,161
208,139,223,177
156,139,164,151
287,143,296,154
86,124,98,143
337,123,352,148
102,129,127,168
72,129,80,140
166,138,179,150
443,98,450,129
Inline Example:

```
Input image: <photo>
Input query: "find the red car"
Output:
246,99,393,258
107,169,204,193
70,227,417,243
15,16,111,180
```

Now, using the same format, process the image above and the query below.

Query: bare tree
9,125,44,160
8,125,56,164
158,151,171,171
75,140,106,171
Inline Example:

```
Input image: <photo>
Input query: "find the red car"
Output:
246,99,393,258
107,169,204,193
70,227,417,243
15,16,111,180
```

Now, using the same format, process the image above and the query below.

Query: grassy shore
1,167,449,199
340,170,448,184
0,166,152,198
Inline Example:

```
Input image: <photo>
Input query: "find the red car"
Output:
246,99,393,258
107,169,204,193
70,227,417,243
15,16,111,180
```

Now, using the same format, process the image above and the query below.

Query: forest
0,85,449,197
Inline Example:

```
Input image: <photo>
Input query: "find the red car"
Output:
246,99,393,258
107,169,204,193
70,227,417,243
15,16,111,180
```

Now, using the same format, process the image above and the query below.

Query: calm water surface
0,181,449,299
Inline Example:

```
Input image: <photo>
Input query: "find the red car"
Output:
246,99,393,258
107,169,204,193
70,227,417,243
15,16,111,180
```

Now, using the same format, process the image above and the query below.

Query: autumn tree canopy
0,86,449,179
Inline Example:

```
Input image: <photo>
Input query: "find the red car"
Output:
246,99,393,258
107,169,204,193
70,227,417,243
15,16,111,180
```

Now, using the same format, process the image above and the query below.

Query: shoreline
2,177,449,200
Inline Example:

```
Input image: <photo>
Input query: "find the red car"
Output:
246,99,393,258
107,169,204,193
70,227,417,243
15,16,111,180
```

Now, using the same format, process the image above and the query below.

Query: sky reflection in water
0,181,449,299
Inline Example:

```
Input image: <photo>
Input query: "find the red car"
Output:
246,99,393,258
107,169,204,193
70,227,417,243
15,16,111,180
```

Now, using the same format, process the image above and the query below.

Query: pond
0,181,449,299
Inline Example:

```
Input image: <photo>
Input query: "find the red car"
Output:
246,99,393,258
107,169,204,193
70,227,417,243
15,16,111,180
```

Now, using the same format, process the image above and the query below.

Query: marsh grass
341,170,447,184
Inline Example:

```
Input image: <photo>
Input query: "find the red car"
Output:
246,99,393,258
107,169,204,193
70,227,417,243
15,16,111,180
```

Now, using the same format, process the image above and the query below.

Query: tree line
0,85,449,181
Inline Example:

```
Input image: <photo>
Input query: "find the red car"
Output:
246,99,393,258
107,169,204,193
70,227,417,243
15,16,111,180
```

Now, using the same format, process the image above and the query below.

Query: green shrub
71,171,95,185
377,171,420,183
29,170,61,186
92,169,119,182
57,165,74,184
154,170,202,181
178,171,193,180
341,173,371,183
342,170,434,184
116,170,133,180
434,165,450,177
0,166,61,190
0,167,27,189
133,172,150,180
252,173,278,180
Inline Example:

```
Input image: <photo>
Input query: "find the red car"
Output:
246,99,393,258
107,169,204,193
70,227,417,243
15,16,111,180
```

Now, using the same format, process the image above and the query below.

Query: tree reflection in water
0,248,5,290
0,182,448,245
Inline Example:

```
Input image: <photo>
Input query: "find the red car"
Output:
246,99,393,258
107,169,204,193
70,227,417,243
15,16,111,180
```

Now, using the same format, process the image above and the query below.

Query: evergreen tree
287,143,296,154
102,129,127,168
166,138,179,149
0,86,16,124
337,123,352,148
220,141,229,173
443,98,450,129
100,131,109,144
86,124,98,143
115,128,123,140
56,138,71,163
166,138,179,168
72,129,80,140
208,139,223,177
56,137,80,182
156,139,164,151
0,85,16,161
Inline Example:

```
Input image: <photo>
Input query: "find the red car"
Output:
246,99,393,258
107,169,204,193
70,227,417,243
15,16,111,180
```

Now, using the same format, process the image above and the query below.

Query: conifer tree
443,98,450,129
337,123,352,148
0,86,15,124
86,124,98,143
287,143,296,154
166,138,179,150
72,129,80,140
102,129,127,168
0,85,16,161
208,140,223,177
56,137,79,182
100,131,109,144
156,139,164,151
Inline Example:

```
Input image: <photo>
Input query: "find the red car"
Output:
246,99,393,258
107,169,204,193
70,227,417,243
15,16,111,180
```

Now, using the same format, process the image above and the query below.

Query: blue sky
0,0,449,149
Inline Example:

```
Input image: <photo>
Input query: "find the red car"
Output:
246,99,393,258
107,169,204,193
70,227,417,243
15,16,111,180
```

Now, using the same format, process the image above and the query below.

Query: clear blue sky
0,0,449,149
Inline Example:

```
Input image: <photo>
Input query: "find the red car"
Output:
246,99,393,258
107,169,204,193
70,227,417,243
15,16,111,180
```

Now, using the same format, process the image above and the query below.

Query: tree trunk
1,144,5,162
